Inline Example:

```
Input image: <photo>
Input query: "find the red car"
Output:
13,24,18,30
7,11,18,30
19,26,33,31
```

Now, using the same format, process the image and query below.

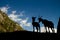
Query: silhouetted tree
38,17,54,33
32,17,40,32
57,17,60,33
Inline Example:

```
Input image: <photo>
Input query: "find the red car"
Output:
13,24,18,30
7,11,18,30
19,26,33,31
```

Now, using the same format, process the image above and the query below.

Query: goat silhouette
38,17,54,33
32,17,40,32
57,17,60,33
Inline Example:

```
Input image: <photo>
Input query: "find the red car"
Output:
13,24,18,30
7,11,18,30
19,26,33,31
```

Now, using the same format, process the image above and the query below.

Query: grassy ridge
0,10,23,32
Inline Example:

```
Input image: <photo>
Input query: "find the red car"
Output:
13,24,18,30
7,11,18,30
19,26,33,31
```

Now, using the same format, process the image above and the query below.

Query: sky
0,0,60,32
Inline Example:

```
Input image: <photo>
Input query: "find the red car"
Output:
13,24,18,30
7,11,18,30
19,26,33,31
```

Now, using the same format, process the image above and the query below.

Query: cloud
19,11,25,16
0,5,10,13
8,12,18,21
8,11,31,27
20,18,31,27
12,11,16,14
8,10,23,21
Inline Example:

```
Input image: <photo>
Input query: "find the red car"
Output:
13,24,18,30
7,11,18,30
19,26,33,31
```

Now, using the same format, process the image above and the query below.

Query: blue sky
0,0,60,32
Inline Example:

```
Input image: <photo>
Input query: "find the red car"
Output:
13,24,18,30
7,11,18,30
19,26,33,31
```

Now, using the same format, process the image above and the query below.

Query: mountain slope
0,10,23,32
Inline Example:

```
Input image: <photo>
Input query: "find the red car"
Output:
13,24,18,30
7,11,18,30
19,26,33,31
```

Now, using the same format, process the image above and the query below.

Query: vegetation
0,10,23,32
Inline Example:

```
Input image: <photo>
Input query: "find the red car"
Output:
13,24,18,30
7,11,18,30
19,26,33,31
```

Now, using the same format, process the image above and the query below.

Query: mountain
0,10,23,32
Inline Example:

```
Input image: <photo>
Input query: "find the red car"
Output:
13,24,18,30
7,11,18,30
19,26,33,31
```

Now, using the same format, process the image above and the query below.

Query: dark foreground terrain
0,31,60,40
